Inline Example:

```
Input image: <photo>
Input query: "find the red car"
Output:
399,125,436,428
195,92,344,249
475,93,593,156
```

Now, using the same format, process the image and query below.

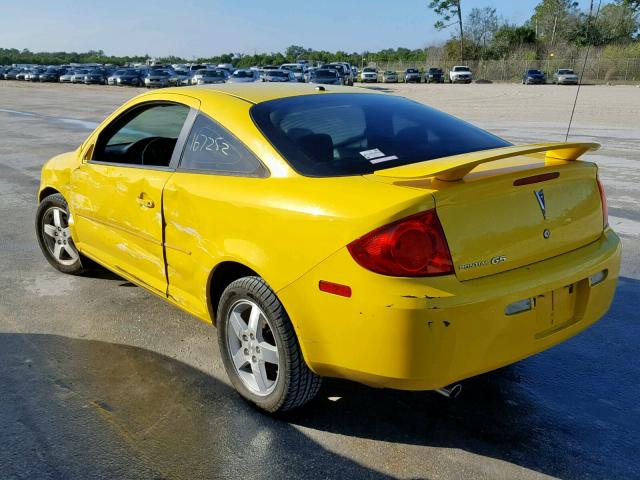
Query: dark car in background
523,69,546,84
113,69,145,87
4,68,23,80
27,67,47,81
426,67,444,83
84,68,108,84
325,63,353,86
308,68,342,85
39,67,65,82
404,68,422,83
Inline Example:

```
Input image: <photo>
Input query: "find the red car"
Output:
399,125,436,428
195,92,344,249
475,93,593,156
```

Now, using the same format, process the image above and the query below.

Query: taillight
597,176,608,228
347,209,453,277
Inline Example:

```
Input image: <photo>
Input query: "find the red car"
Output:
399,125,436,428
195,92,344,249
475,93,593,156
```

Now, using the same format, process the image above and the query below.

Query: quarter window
180,113,266,176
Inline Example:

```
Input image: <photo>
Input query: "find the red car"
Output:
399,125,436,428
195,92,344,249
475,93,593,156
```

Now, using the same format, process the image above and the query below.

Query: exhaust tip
435,383,462,399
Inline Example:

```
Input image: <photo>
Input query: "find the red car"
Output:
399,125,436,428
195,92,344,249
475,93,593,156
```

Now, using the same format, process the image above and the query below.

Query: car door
162,110,269,320
69,97,198,294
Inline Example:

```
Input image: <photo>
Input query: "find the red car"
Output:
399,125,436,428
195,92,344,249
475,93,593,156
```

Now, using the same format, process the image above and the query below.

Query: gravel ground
0,80,638,480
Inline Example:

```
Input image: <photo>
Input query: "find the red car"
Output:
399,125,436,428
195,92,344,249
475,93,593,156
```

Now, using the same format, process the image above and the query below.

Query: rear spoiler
372,142,600,181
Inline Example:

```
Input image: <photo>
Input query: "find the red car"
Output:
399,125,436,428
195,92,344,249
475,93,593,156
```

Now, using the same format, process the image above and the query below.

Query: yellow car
36,84,621,412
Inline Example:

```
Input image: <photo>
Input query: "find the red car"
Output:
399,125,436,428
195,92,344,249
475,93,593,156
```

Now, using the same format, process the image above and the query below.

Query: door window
93,103,190,167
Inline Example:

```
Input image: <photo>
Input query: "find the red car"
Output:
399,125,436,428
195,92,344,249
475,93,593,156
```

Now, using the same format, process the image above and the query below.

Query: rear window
251,94,510,177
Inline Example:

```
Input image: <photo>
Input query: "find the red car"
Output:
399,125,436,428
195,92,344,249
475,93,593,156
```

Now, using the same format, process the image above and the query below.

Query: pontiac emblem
534,189,546,219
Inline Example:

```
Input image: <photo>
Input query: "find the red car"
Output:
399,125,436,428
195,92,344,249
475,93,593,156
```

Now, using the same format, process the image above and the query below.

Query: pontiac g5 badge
534,189,546,219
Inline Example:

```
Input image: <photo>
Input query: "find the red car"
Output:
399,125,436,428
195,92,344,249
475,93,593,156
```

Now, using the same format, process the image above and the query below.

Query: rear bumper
279,229,621,390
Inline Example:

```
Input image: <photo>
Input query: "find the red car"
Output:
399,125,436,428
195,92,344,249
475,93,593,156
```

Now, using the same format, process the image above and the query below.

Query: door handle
136,193,155,209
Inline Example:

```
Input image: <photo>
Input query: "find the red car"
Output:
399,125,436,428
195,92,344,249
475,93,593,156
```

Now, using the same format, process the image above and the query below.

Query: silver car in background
144,70,172,88
280,63,306,82
262,69,296,82
191,69,227,85
227,69,260,83
59,70,76,83
169,70,192,86
382,70,398,83
360,67,378,83
553,68,579,85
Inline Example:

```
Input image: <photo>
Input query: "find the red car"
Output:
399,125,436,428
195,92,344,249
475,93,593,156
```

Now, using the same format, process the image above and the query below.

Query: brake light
347,209,453,277
597,176,608,228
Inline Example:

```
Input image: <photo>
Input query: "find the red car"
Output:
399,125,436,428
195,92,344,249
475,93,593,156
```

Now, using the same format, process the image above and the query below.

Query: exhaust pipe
435,383,462,399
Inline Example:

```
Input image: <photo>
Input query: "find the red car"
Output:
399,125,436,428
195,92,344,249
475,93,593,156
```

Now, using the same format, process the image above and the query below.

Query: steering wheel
141,137,176,166
123,136,161,165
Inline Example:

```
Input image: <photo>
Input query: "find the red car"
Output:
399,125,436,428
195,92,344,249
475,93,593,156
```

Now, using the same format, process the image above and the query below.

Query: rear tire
217,276,322,413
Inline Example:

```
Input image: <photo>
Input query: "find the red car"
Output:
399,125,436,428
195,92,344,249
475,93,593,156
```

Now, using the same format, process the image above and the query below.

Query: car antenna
565,0,602,141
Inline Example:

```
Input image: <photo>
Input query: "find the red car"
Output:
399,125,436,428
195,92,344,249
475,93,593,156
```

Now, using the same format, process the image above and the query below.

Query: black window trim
175,111,270,178
90,100,197,171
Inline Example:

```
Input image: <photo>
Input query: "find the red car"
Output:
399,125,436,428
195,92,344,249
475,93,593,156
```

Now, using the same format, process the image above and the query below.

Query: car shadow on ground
3,277,637,480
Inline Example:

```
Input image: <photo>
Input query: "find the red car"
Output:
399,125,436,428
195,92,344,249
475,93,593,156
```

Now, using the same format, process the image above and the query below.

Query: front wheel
36,193,88,275
217,276,322,413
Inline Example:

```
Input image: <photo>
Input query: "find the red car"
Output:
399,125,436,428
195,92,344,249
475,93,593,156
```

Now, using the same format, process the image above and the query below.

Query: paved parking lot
1,81,639,480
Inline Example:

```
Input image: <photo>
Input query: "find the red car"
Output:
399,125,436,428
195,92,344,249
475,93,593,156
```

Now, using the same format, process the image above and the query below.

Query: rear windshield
314,69,338,77
527,69,542,74
558,69,575,74
363,67,376,72
251,93,510,177
453,66,470,72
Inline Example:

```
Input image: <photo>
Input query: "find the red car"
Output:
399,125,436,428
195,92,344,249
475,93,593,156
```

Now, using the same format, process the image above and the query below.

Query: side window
93,103,190,167
180,113,267,177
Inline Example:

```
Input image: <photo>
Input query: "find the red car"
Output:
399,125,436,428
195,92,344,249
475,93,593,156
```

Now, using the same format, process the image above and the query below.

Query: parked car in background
227,69,260,83
426,67,444,83
262,69,296,82
308,68,342,85
382,70,398,83
115,69,145,87
144,69,172,88
404,68,422,83
449,65,473,83
4,68,23,80
351,66,358,80
39,67,65,82
191,69,228,85
71,69,91,84
280,63,306,82
325,63,353,86
59,70,76,83
523,69,546,85
16,70,30,81
84,68,108,85
553,68,579,85
217,63,235,74
169,69,191,86
360,67,378,83
27,67,47,81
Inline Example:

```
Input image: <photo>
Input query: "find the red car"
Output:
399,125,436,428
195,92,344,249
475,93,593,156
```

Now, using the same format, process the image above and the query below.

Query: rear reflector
319,280,352,298
589,269,607,286
513,172,559,186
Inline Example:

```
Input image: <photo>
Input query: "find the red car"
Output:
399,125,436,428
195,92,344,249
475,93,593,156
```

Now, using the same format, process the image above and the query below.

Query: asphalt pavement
0,81,638,480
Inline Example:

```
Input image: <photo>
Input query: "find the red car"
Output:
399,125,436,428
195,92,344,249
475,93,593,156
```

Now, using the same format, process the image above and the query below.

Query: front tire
36,193,87,275
217,276,321,413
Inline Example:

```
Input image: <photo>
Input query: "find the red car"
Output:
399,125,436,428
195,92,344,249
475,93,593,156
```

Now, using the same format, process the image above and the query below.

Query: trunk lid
370,143,604,280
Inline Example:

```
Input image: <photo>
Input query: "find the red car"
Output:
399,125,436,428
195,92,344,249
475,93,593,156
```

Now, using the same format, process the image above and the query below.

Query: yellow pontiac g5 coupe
36,84,621,412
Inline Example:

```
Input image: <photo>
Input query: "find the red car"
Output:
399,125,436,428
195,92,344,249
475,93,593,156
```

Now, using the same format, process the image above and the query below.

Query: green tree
428,0,464,60
531,0,580,47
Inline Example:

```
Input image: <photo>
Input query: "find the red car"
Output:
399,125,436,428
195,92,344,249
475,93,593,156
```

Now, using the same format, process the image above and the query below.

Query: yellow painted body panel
38,84,621,391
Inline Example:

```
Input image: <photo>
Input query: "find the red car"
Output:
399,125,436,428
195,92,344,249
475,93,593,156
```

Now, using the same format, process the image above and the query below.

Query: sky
0,0,605,58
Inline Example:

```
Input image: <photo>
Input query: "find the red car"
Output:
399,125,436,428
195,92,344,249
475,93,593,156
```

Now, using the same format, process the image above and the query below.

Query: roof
158,82,376,105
